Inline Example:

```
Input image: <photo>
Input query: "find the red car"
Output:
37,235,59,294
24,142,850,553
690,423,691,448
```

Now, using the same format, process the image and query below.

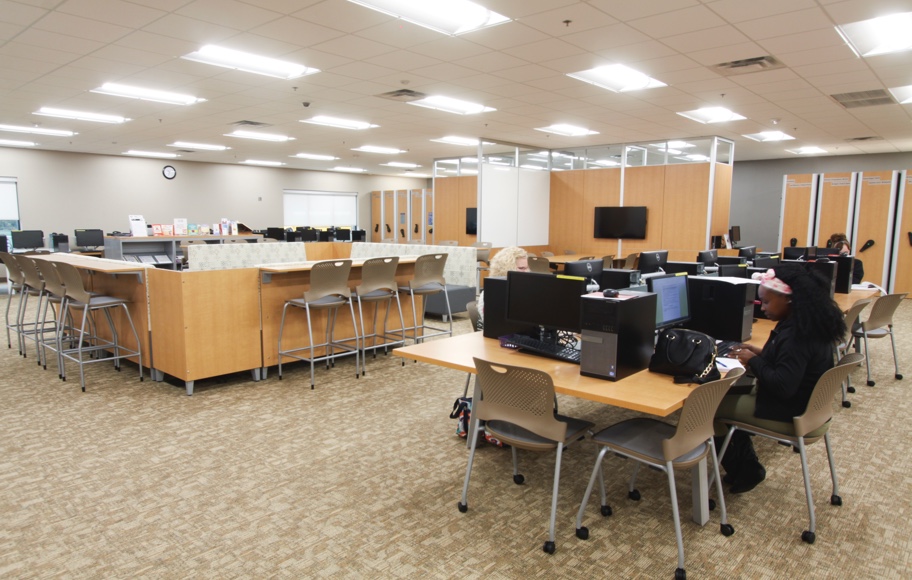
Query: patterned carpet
0,294,909,579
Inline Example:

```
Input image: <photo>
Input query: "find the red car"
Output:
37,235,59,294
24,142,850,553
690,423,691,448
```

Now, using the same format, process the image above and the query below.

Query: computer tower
600,268,641,290
834,255,853,294
807,260,837,298
580,292,656,381
0,235,6,252
688,277,756,342
663,261,705,275
481,277,538,340
49,233,69,251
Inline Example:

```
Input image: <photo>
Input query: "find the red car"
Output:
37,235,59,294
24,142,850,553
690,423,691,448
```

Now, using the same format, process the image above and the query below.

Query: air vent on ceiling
712,56,784,76
845,136,884,142
830,90,897,109
376,89,427,102
231,120,273,127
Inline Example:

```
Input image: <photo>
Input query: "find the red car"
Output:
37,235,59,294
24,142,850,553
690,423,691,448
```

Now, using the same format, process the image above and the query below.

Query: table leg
692,457,709,525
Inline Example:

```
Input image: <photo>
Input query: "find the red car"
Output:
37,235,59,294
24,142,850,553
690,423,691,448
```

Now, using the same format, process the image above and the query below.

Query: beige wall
0,147,430,236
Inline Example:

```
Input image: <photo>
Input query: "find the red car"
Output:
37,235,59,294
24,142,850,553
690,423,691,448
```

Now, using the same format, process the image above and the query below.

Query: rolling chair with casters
622,252,639,270
852,293,906,386
459,357,593,554
352,257,405,375
575,369,744,580
527,256,551,273
397,253,452,346
836,298,872,407
715,354,864,545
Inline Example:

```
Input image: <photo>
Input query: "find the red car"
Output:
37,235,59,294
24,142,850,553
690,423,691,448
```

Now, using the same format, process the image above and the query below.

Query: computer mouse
603,289,619,297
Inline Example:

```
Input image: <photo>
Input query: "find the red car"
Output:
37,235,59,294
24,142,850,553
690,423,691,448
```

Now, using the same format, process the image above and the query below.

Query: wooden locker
779,174,817,252
853,171,897,288
890,171,912,294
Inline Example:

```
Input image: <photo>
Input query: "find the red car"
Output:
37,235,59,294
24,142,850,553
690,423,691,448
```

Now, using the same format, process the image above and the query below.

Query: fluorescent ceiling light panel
888,84,912,104
0,124,74,137
241,160,284,166
519,164,547,171
352,145,403,154
400,172,430,177
124,150,178,158
34,107,128,124
168,141,229,151
742,131,795,142
301,116,377,130
294,153,338,161
680,154,711,162
459,157,479,164
333,166,366,173
407,95,494,115
592,159,619,167
786,146,827,155
0,139,36,147
567,64,666,92
382,161,421,168
346,0,509,36
91,83,205,105
431,135,490,146
182,45,319,79
535,124,598,137
650,141,694,150
836,12,912,57
225,130,294,142
676,107,746,124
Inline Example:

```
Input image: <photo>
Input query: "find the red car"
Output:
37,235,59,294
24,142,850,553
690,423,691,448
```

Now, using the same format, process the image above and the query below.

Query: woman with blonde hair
477,246,529,328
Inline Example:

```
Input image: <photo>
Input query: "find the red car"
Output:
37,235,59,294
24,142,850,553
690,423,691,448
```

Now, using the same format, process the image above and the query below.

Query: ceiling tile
587,0,699,22
706,0,819,23
736,8,834,40
562,23,651,53
627,5,728,38
250,16,345,46
34,11,132,43
686,42,770,66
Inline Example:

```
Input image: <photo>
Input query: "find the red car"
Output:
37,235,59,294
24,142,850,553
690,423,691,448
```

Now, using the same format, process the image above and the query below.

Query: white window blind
283,190,357,228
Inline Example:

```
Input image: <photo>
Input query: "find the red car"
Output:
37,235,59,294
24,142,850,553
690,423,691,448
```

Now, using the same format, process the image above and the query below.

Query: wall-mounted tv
466,207,477,235
593,206,647,239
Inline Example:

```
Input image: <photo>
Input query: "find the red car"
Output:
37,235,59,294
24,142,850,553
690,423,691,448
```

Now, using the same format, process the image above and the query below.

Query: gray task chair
0,252,25,351
852,293,906,386
527,256,552,273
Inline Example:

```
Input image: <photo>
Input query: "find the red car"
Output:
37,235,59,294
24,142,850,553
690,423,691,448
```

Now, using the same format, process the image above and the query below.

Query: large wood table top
259,255,418,273
29,252,149,274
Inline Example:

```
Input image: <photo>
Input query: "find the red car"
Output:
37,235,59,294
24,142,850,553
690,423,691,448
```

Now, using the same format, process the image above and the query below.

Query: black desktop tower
580,292,656,381
0,234,6,252
600,268,641,290
807,260,837,298
481,277,538,340
834,256,854,294
664,261,705,275
688,277,756,342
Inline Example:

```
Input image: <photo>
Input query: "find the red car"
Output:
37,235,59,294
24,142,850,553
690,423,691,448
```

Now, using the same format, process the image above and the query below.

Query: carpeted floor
0,294,909,579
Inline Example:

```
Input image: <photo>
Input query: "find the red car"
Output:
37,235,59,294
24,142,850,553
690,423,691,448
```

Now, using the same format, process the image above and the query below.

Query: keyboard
504,334,581,364
715,340,741,357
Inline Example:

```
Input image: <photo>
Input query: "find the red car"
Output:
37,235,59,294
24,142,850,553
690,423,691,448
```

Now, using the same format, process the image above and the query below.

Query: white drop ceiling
1,0,910,176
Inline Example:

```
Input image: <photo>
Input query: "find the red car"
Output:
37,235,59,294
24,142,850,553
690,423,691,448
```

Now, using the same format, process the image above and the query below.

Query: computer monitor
817,246,841,256
334,228,352,241
637,250,668,274
751,256,779,269
301,228,318,242
266,227,285,241
729,225,741,246
10,230,44,250
506,271,586,334
74,228,104,248
782,246,806,260
718,264,748,278
715,256,746,266
318,230,332,242
563,259,603,281
738,245,756,260
697,249,717,265
646,273,690,328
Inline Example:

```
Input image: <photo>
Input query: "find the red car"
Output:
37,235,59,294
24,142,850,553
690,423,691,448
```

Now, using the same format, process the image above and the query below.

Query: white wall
0,147,429,236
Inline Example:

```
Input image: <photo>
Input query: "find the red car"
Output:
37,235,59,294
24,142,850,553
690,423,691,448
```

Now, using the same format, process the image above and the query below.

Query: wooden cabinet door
815,173,856,247
780,174,817,252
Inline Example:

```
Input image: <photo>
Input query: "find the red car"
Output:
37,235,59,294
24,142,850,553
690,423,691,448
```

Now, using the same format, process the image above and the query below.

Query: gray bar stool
352,257,406,375
8,254,49,360
0,252,26,352
397,253,452,345
32,258,78,374
278,259,360,389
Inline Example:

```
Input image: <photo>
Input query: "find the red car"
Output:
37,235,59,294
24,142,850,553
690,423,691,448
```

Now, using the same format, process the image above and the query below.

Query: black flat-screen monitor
563,259,603,281
697,249,718,265
466,208,477,236
729,225,741,245
718,264,748,278
594,206,647,239
266,227,286,241
334,228,351,241
646,273,690,328
11,230,44,250
716,256,746,265
782,246,806,260
352,229,365,242
506,271,586,333
301,228,318,242
738,245,756,260
834,255,854,294
317,230,332,242
74,229,104,248
638,250,668,274
752,256,780,269
818,246,841,256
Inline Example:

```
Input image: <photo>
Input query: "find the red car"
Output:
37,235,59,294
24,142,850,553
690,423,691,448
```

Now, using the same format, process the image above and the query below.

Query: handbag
649,328,721,384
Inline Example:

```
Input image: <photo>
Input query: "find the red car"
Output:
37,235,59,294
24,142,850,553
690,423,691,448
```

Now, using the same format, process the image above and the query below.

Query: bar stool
8,254,48,359
0,252,26,352
278,259,360,389
398,253,452,345
54,261,143,392
352,257,406,375
32,258,78,375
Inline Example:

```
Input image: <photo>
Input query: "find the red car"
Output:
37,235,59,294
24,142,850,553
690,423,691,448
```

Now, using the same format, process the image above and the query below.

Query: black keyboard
716,340,741,357
505,334,581,364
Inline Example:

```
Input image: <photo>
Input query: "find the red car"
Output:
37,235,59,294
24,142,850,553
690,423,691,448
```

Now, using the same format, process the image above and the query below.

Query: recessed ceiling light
534,124,598,137
225,130,294,142
836,12,912,57
0,138,37,147
650,141,695,150
408,95,495,115
241,159,284,166
91,83,205,105
346,0,510,36
568,64,666,92
34,107,128,124
352,145,404,154
519,164,547,170
333,166,366,173
124,150,178,158
168,141,229,151
432,136,480,146
888,84,912,104
301,116,378,130
677,107,746,124
592,159,619,167
294,152,339,161
742,131,795,142
382,161,421,168
400,172,430,177
182,45,319,79
0,124,75,137
786,146,827,155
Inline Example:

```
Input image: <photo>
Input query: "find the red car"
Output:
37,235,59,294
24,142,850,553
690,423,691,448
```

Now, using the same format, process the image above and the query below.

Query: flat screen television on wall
466,207,477,235
593,206,647,239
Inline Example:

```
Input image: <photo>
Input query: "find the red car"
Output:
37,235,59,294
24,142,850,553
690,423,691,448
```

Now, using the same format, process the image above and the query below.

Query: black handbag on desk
649,328,721,384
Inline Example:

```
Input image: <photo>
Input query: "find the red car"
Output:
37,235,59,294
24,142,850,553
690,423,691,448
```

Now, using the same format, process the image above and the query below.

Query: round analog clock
162,165,177,180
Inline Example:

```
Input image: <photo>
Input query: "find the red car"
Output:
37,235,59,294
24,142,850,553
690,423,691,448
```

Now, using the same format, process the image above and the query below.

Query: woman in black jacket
714,263,846,493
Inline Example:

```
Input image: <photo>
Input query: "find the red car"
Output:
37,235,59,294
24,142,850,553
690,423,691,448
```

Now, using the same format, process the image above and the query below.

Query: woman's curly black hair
772,263,846,344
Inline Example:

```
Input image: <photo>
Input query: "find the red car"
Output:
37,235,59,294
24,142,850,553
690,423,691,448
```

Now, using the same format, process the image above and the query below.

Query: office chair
622,252,638,270
460,301,482,397
0,252,26,352
836,298,871,407
460,357,593,554
352,257,405,375
527,256,551,273
541,251,554,257
716,354,864,545
601,255,615,270
575,369,743,580
852,293,906,386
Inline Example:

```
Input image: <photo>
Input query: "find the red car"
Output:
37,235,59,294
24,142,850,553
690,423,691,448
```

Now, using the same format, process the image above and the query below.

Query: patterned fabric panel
349,242,476,287
189,242,309,271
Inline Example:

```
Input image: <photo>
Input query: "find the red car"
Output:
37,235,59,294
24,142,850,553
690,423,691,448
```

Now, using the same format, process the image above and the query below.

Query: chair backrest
14,255,44,291
54,261,93,304
527,256,552,273
0,252,25,285
842,298,872,344
794,353,865,437
33,259,65,297
476,248,491,264
601,255,615,269
662,368,745,461
473,357,567,443
467,300,481,331
563,249,576,255
862,293,907,331
623,252,639,269
411,253,447,288
473,242,492,248
304,260,353,302
356,256,399,295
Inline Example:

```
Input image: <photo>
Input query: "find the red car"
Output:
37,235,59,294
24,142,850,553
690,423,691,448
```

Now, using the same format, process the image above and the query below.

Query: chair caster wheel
675,567,686,580
801,530,815,544
628,489,641,501
542,541,555,554
847,386,856,393
831,495,842,506
600,505,612,517
867,380,875,387
842,401,851,408
708,498,716,510
896,374,903,380
457,502,467,513
576,527,589,540
720,523,735,536
513,474,524,485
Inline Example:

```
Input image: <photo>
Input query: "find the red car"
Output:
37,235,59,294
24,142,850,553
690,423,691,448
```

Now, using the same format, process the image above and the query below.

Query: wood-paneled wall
855,171,896,288
780,174,816,250
816,173,854,246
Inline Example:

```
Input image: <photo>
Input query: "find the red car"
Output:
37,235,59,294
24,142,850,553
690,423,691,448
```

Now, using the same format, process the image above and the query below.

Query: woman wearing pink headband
714,263,846,493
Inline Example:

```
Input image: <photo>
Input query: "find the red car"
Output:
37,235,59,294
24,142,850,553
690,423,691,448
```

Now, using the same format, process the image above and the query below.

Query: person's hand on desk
731,343,760,365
